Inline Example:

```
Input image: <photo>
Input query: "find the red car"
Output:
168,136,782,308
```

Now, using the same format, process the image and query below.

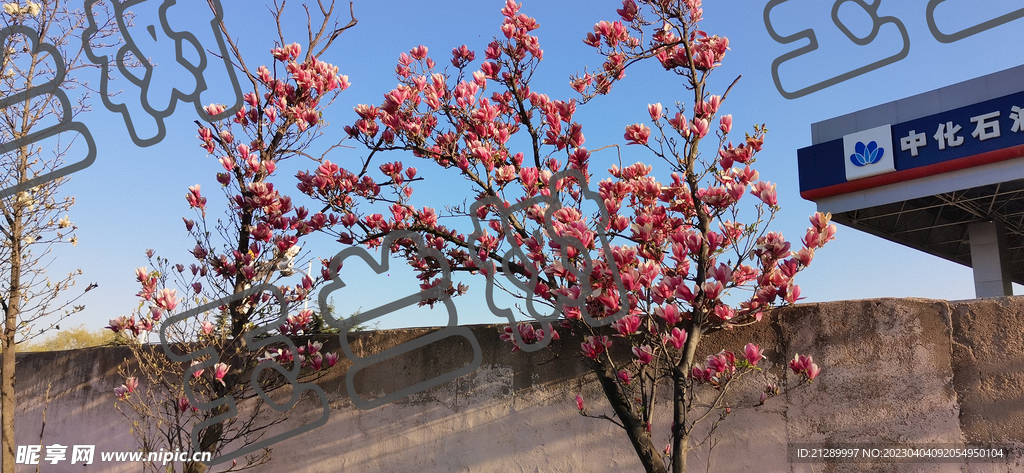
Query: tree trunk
2,220,22,473
672,324,703,473
594,360,668,473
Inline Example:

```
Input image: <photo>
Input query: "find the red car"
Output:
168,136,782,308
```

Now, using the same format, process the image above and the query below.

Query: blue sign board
798,90,1024,198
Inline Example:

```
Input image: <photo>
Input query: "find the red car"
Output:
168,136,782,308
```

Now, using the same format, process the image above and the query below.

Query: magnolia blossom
663,327,687,350
4,1,39,16
581,335,612,360
325,352,340,368
789,353,820,381
743,343,764,366
612,313,641,336
213,363,230,386
751,181,778,206
191,360,204,379
125,377,138,393
617,370,632,385
154,288,178,312
623,123,651,145
632,344,653,364
719,114,732,134
648,103,663,121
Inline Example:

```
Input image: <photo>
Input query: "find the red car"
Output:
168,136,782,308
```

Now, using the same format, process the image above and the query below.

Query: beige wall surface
3,297,1024,472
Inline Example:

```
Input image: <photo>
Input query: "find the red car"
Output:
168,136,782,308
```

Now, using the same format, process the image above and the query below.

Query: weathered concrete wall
4,297,1024,472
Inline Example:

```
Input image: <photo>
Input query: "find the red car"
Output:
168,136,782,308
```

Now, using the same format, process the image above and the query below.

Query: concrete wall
4,297,1024,472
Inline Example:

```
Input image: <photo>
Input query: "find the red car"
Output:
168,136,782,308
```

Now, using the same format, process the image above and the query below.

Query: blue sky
37,0,1024,333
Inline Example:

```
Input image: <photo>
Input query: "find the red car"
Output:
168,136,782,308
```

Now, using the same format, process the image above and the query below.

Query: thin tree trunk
594,360,668,473
673,325,703,473
2,220,22,473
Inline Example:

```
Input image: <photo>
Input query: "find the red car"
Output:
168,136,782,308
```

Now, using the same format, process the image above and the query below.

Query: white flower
276,259,294,276
5,2,40,17
15,191,34,210
58,215,70,229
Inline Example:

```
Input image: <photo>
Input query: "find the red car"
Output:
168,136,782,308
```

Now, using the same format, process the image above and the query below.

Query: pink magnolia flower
689,118,709,138
789,353,813,374
178,397,191,412
581,335,611,360
668,111,689,135
213,362,230,386
705,351,736,380
612,313,641,336
154,288,178,312
201,321,214,336
719,114,732,133
125,377,138,393
185,185,207,212
713,304,735,322
632,344,653,364
648,103,663,121
751,181,778,206
784,284,803,304
191,360,204,379
114,385,128,400
810,212,832,231
106,316,128,333
310,353,324,371
617,370,632,385
275,348,294,364
654,304,682,326
624,123,651,145
663,327,687,350
204,103,225,116
690,364,712,383
576,394,585,412
743,343,764,366
325,352,339,368
702,281,724,300
806,362,821,381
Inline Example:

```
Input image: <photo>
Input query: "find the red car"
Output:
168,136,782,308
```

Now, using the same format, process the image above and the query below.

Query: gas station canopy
798,65,1024,297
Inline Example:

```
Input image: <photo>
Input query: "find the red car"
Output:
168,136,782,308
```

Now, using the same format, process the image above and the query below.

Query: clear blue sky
43,0,1024,333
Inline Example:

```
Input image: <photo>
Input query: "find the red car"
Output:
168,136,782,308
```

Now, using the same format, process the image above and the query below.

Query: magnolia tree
300,0,835,472
0,1,119,470
105,2,355,472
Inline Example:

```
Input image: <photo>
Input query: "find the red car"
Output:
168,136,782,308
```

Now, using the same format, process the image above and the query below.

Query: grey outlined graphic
926,0,1024,43
160,284,329,467
82,0,242,147
763,0,910,100
466,168,630,352
0,25,96,200
319,231,483,410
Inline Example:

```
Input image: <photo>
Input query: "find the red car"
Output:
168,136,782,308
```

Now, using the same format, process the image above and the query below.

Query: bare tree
0,1,118,470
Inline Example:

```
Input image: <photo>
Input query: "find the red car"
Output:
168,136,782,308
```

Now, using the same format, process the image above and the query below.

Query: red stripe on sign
800,144,1024,201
